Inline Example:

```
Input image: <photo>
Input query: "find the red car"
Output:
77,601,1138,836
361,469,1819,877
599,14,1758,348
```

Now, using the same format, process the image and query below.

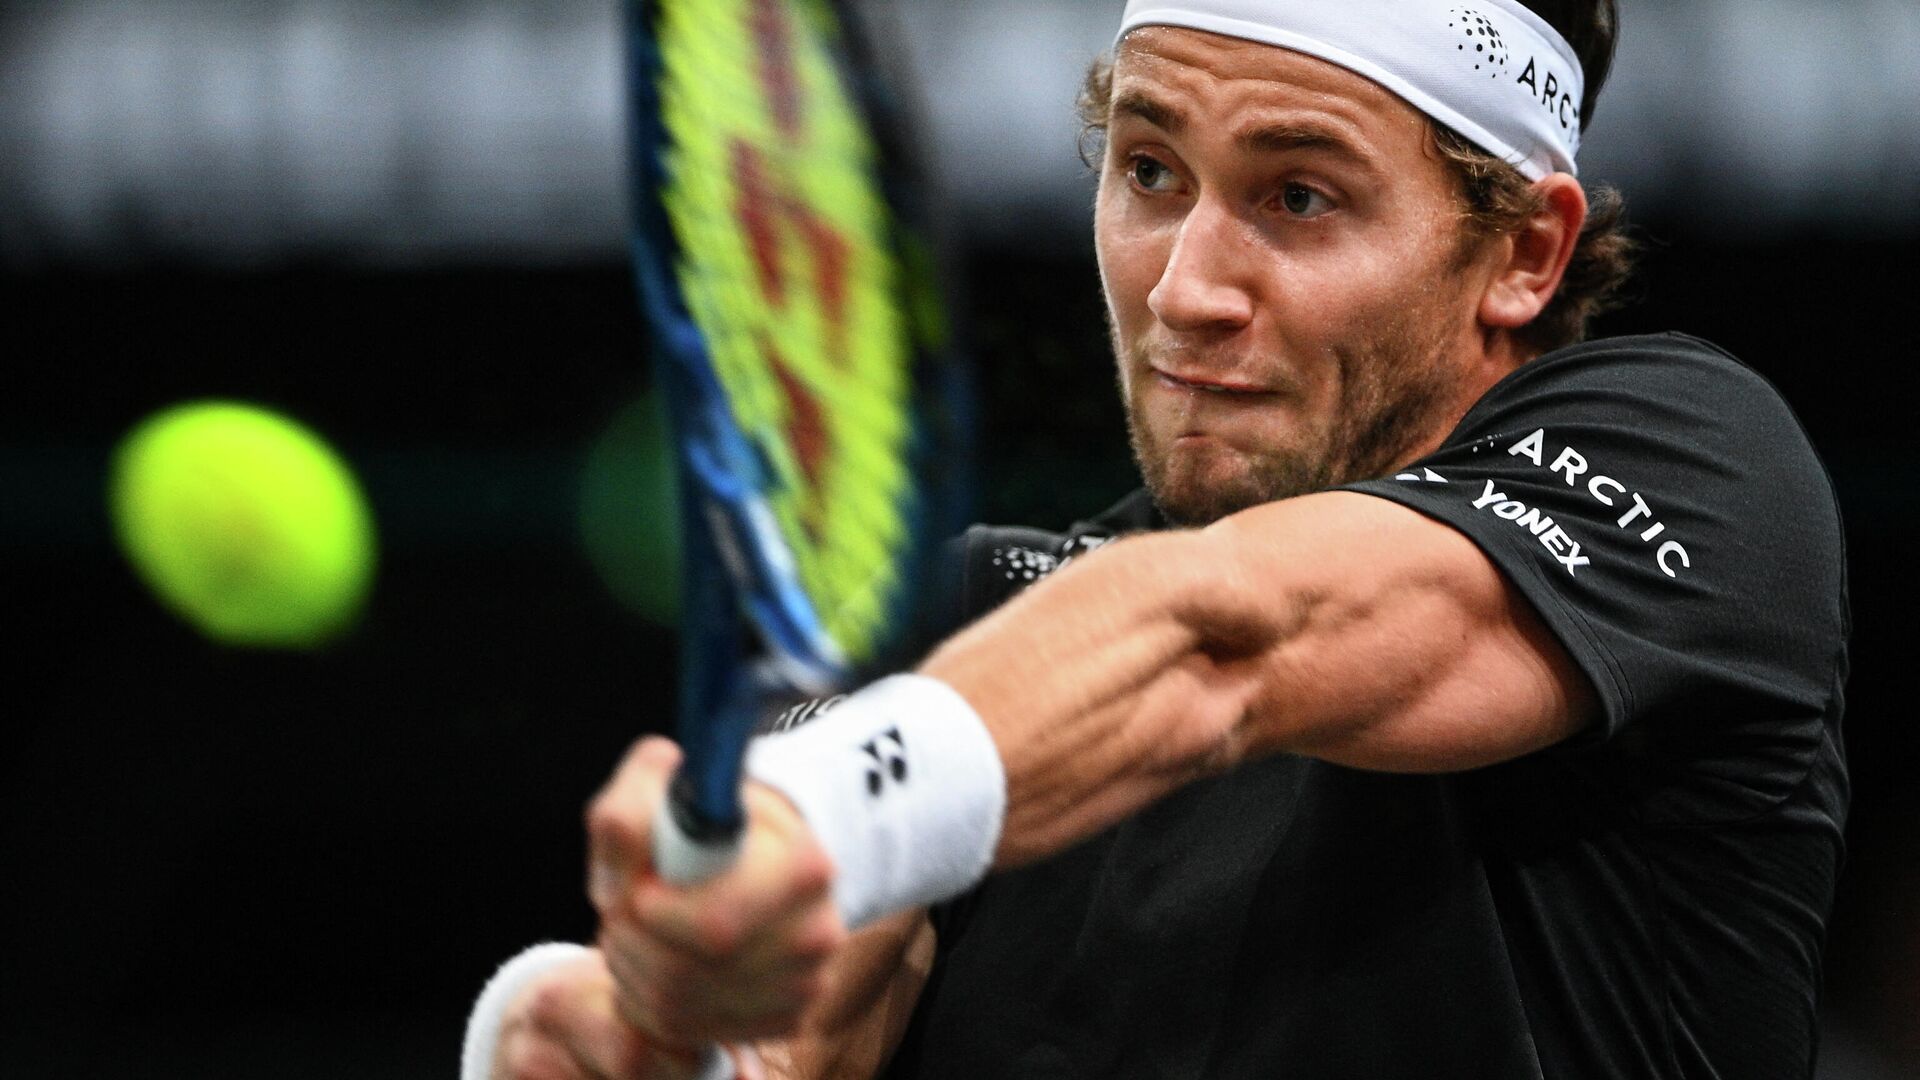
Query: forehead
1111,27,1432,154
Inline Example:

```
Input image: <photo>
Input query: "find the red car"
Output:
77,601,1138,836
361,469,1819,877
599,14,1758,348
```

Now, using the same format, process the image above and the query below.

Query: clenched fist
586,737,848,1046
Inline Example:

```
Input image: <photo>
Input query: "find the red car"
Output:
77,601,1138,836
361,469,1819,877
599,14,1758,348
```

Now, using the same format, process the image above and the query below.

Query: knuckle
497,1030,569,1080
792,910,847,962
635,734,682,764
584,798,641,850
586,862,627,919
521,976,576,1035
786,841,836,898
788,935,832,967
692,909,743,957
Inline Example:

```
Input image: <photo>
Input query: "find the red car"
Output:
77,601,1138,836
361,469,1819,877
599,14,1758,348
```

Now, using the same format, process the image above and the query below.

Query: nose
1147,197,1255,333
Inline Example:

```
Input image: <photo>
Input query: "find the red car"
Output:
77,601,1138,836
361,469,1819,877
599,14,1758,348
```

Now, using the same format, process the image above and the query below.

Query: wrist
745,673,1006,929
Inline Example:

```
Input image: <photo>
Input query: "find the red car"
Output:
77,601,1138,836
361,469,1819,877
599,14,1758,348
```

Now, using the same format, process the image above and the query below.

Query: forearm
919,492,1591,870
918,529,1257,867
707,492,1587,1035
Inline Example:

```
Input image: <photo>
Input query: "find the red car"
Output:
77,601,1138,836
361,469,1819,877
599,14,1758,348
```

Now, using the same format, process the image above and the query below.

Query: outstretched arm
925,490,1594,867
580,489,1594,1071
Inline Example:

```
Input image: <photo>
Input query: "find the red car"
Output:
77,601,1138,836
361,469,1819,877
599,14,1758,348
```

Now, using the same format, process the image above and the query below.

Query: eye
1127,154,1180,194
1277,182,1334,218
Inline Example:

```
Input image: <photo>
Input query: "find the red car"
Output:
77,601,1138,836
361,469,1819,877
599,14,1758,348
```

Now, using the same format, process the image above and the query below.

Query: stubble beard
1120,303,1459,528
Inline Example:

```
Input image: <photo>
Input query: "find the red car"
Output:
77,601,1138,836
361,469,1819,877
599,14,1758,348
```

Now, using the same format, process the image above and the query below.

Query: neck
1395,328,1540,472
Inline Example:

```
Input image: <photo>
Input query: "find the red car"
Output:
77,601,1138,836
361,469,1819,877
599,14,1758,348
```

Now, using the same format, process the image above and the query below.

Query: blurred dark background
4,1,1916,1076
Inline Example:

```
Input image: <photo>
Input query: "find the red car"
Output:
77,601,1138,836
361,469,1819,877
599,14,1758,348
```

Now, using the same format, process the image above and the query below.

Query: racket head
627,0,969,836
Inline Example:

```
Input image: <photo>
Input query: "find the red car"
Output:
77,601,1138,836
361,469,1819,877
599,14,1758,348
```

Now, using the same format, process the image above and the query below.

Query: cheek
1094,186,1167,332
1274,240,1440,355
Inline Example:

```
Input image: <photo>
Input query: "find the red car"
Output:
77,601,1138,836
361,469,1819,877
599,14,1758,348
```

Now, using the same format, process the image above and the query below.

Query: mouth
1152,368,1274,397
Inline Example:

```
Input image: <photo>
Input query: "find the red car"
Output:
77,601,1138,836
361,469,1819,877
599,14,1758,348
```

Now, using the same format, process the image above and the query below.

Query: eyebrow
1240,122,1356,158
1111,89,1379,173
1113,89,1187,134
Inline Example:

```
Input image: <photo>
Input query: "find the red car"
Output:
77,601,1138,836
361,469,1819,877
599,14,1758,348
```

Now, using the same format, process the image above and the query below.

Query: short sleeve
1341,335,1847,814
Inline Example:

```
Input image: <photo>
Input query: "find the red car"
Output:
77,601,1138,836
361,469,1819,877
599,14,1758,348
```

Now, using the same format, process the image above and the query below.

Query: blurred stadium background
3,0,1914,1075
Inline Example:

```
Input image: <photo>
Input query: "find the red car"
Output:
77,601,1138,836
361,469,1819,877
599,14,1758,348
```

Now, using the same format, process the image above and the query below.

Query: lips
1153,368,1272,396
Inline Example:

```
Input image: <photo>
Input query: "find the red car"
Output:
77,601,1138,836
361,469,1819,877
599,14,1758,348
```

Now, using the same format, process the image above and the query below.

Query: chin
1147,477,1263,527
1135,433,1330,527
1143,451,1274,526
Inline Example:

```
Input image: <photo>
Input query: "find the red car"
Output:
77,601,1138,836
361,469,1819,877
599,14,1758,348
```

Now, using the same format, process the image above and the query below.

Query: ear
1478,174,1587,332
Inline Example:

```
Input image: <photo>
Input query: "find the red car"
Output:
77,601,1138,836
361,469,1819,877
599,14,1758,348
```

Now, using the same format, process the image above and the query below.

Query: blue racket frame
624,0,970,844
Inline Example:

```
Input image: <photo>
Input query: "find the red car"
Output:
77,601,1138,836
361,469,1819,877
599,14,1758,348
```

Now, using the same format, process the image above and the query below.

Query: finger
506,955,619,1080
609,972,816,1048
712,892,846,977
528,952,704,1080
599,922,820,1044
601,916,822,1011
627,871,828,963
562,1016,706,1080
555,989,667,1080
596,923,703,1046
586,737,683,915
496,1023,590,1080
629,804,837,960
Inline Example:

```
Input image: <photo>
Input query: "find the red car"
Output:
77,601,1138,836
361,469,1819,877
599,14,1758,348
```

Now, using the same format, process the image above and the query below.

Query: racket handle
653,770,746,884
688,1045,736,1080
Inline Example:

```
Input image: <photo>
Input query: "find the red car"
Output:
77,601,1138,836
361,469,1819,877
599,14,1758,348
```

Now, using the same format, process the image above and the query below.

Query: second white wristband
744,674,1006,930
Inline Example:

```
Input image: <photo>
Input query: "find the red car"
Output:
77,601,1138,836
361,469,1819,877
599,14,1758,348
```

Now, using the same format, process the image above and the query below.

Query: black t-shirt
877,334,1849,1080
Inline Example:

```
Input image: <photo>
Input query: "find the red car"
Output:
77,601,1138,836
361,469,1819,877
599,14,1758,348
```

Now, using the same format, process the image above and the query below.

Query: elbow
1145,494,1589,773
1139,532,1327,773
1162,524,1323,660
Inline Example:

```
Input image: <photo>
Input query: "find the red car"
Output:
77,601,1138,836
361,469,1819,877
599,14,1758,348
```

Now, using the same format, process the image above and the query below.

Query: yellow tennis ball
110,401,377,648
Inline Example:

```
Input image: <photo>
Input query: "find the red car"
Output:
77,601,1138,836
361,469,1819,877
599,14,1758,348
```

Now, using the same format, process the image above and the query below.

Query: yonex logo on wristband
746,674,1005,929
860,727,908,796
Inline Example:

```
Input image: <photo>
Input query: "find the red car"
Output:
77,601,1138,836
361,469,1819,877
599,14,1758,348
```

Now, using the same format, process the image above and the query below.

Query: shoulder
1513,331,1752,376
1353,332,1849,754
1454,332,1841,525
1477,333,1805,434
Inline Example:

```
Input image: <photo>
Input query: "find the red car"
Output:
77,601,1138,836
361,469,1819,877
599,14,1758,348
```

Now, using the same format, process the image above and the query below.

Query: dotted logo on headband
1450,8,1510,79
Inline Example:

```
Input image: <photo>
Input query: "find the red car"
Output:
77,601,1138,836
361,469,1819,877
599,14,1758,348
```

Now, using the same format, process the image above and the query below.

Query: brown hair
1077,0,1637,354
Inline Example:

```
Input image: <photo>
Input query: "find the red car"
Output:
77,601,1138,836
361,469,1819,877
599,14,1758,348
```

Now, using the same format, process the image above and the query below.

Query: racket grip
689,1045,736,1080
653,770,746,884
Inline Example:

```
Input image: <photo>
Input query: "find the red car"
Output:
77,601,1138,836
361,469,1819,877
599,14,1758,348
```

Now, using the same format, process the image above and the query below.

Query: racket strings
655,0,929,665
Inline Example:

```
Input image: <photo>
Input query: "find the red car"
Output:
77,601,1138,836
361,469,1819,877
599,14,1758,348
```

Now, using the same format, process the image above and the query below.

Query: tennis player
470,1,1849,1076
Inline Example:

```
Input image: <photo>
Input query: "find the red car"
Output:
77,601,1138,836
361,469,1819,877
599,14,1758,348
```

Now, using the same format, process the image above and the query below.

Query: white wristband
460,942,591,1080
745,674,1006,930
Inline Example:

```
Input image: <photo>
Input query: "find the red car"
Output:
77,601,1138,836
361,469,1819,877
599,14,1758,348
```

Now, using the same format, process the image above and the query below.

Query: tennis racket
626,0,968,882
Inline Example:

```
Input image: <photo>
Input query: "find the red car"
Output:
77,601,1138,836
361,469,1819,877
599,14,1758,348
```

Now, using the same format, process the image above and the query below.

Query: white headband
1118,0,1584,179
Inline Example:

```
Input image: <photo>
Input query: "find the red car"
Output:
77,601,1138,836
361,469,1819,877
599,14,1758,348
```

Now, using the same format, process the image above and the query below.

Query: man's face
1095,28,1502,526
